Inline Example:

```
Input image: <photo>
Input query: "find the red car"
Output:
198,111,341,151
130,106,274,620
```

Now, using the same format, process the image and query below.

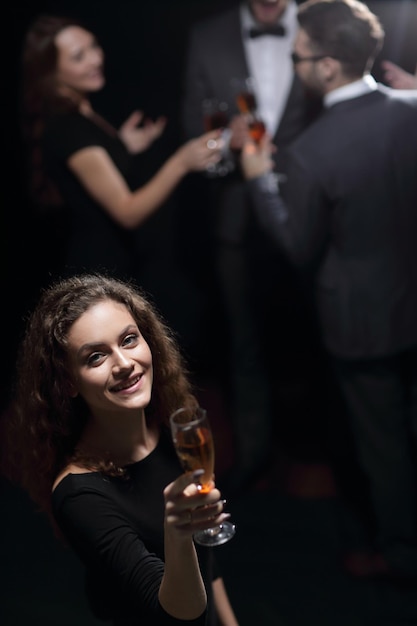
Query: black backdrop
3,0,417,406
1,4,417,625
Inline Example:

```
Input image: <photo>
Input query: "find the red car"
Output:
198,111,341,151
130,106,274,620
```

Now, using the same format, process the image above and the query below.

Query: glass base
205,158,235,178
193,521,236,547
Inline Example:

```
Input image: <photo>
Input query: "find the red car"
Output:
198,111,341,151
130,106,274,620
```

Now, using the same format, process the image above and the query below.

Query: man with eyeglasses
242,0,417,582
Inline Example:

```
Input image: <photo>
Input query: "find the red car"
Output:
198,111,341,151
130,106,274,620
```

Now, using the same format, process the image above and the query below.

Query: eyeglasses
291,51,327,65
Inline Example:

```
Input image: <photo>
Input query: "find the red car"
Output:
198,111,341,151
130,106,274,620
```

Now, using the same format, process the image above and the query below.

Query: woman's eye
86,352,104,366
123,333,139,347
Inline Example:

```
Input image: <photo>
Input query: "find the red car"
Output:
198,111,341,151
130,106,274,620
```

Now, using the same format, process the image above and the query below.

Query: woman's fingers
170,498,225,527
163,469,205,503
164,471,226,530
121,109,144,131
167,497,229,530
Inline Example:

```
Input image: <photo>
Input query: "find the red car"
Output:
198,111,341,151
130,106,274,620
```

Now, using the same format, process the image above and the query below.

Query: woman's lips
111,374,142,393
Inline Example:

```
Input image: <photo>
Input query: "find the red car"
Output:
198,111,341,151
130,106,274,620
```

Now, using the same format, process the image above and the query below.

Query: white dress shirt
240,1,298,136
325,74,378,108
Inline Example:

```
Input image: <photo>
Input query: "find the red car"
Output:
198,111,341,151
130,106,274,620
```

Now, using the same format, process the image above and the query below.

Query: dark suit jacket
249,86,417,359
181,3,321,245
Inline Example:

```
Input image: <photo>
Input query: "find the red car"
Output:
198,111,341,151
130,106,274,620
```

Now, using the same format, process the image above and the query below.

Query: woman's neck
79,100,118,136
56,84,89,111
78,412,159,466
79,99,94,116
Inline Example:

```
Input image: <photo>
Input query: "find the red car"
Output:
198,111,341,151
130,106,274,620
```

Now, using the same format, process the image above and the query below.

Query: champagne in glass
170,405,236,546
248,119,266,144
237,90,257,114
234,77,258,115
173,415,214,493
233,76,266,144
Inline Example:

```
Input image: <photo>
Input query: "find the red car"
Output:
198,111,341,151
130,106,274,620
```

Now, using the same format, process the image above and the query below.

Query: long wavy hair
20,14,87,207
2,273,197,520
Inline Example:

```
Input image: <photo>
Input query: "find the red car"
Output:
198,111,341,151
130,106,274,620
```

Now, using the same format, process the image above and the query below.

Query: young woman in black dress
2,273,239,625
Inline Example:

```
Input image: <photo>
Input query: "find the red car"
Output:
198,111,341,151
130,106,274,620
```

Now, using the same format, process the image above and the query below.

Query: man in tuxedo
242,0,417,580
181,0,324,494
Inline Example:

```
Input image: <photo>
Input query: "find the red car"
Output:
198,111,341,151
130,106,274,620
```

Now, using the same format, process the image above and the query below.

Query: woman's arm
212,577,240,626
160,471,229,620
67,129,223,229
381,60,417,90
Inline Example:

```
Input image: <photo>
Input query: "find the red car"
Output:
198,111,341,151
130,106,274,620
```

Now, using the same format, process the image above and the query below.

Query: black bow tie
248,23,286,38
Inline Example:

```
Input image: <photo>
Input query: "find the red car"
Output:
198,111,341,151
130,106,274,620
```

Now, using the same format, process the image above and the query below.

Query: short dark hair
297,0,384,78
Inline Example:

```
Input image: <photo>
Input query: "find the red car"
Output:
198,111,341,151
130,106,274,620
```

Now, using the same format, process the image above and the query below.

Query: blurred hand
381,60,417,90
178,129,224,173
164,470,228,538
240,133,276,180
119,110,167,154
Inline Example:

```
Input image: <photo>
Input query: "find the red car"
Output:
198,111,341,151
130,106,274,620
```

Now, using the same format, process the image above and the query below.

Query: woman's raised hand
163,470,229,538
381,60,417,90
177,130,224,173
119,110,167,154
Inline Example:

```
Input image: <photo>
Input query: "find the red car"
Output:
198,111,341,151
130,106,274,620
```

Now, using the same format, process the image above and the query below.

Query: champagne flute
233,76,258,116
169,405,236,547
232,76,266,145
248,118,266,144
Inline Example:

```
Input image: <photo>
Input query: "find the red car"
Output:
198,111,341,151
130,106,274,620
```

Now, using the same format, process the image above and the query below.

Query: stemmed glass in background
232,76,266,145
202,97,229,132
201,98,235,177
169,405,236,547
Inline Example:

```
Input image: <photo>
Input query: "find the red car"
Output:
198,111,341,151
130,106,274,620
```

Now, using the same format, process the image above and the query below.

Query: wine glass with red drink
201,99,234,177
202,98,229,132
170,405,236,547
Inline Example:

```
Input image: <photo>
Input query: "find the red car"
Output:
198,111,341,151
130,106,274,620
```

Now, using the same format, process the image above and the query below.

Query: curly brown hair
2,273,197,519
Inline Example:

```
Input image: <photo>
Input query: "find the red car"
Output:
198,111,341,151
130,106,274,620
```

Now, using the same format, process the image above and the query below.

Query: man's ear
319,56,340,83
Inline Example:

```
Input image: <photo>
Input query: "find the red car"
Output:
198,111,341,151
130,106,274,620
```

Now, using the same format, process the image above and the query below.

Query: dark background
3,0,417,400
2,2,417,625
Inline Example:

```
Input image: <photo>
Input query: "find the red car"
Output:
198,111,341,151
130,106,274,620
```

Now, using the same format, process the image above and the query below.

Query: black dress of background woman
19,14,223,288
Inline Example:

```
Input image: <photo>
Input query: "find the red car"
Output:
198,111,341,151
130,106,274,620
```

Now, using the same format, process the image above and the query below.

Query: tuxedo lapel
204,7,251,106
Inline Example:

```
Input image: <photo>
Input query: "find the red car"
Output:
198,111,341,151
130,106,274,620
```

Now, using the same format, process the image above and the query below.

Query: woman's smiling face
66,299,153,418
55,25,105,96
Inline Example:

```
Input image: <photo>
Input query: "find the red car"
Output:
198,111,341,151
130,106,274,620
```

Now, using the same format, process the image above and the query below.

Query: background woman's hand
163,470,229,538
119,110,167,154
381,60,417,90
177,130,224,173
